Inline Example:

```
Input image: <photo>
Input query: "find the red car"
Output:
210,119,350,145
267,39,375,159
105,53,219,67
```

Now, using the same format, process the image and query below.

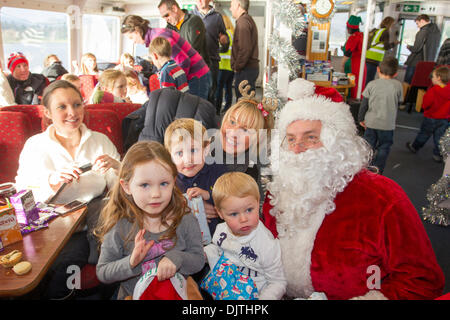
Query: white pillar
357,0,376,99
263,0,273,93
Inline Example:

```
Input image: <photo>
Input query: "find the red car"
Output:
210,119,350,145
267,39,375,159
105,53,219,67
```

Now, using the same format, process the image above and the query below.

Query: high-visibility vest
366,28,386,62
219,29,233,71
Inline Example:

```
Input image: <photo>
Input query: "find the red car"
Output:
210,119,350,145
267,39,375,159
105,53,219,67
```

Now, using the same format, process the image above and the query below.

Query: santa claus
262,79,445,300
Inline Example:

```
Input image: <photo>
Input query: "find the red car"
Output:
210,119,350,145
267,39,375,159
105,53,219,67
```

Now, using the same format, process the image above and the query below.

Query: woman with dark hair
121,15,211,100
341,15,366,99
365,16,400,85
15,80,121,298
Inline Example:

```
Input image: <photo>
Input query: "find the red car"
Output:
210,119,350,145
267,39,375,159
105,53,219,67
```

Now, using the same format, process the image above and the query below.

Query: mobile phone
54,200,87,215
79,163,92,173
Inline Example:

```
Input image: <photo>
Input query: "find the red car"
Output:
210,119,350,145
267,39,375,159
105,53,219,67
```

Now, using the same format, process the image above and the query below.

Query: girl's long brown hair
94,141,189,246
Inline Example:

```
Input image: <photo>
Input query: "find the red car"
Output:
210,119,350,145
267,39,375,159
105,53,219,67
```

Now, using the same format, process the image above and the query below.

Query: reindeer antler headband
238,80,278,118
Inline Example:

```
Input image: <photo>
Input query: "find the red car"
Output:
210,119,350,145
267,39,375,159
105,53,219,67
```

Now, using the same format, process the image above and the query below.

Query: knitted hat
7,52,28,73
347,15,362,29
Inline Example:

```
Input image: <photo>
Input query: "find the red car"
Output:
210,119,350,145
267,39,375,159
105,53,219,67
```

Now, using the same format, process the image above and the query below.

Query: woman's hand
130,229,154,269
203,202,219,222
93,154,120,175
157,257,177,281
48,165,83,190
186,187,210,201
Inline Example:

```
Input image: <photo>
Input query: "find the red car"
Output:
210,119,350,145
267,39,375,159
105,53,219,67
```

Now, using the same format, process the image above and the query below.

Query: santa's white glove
349,290,388,300
294,292,327,300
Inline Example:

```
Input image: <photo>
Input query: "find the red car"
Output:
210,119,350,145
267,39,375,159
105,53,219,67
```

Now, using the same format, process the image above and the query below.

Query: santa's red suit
263,170,445,300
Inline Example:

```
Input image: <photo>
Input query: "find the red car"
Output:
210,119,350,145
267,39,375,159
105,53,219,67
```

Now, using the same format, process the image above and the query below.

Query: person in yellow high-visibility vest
365,16,399,85
215,15,234,114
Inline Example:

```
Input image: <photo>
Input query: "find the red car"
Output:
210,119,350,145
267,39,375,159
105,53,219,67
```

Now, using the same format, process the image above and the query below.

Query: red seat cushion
84,109,123,155
0,111,33,183
1,105,46,135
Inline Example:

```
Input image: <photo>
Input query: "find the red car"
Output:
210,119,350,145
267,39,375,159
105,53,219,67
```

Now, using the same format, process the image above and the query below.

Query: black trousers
208,60,220,107
234,67,259,101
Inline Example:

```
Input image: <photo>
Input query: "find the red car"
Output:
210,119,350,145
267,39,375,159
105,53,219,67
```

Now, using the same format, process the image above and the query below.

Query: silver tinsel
263,76,285,111
422,128,450,227
267,33,302,79
422,175,450,226
439,127,450,160
272,0,306,38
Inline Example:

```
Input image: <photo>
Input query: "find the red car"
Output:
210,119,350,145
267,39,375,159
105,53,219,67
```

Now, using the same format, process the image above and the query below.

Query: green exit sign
181,4,196,11
403,4,420,13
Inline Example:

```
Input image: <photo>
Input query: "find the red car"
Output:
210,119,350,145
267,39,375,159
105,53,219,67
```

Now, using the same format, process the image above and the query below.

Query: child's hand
130,229,154,268
157,257,177,281
186,187,210,201
359,121,366,129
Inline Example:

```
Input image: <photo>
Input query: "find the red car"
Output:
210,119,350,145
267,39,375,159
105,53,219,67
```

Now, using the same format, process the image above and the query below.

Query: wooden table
0,206,87,297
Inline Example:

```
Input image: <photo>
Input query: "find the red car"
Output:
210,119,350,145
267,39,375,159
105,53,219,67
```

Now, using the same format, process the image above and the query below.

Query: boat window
82,14,119,63
397,18,419,66
440,19,450,48
0,7,69,73
329,12,349,56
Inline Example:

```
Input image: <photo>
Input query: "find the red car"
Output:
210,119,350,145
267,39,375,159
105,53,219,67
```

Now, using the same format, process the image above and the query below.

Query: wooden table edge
0,206,88,297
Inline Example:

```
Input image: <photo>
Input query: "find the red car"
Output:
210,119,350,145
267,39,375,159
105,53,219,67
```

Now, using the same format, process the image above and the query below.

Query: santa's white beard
267,133,371,298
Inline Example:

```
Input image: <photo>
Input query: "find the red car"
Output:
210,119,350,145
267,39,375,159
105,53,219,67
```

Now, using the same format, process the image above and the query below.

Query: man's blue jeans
412,117,449,156
188,71,212,101
364,128,394,174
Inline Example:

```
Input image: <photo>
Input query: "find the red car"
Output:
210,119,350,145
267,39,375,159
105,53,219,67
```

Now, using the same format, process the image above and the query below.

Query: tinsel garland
264,76,285,111
422,128,450,227
422,175,450,226
272,0,306,38
267,33,302,80
265,0,306,102
439,127,450,159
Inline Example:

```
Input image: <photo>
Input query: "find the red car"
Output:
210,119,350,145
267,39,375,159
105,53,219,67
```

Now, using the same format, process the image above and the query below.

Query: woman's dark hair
121,15,150,39
42,79,83,108
347,26,359,34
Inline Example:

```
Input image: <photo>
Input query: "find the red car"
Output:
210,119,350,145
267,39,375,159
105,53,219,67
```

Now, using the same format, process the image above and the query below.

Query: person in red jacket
406,66,450,162
261,79,445,300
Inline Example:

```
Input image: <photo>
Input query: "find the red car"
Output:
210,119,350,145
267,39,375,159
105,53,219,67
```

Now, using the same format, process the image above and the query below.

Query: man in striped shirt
149,37,189,93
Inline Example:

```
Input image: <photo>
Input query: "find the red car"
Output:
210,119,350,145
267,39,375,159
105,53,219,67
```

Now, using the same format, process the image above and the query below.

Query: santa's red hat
287,78,344,103
279,78,356,138
7,52,28,74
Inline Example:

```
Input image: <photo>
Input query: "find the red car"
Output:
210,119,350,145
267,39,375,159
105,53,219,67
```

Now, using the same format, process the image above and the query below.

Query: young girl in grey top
95,141,205,300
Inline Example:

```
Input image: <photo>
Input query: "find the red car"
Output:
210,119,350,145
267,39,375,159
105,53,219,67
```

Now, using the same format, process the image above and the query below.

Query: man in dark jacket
42,55,68,82
122,87,217,151
158,0,210,68
192,0,229,109
404,14,441,84
230,0,259,101
7,52,48,105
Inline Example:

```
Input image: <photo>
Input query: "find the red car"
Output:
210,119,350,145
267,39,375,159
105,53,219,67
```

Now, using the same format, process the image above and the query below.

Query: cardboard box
0,204,23,247
10,189,39,226
416,88,426,112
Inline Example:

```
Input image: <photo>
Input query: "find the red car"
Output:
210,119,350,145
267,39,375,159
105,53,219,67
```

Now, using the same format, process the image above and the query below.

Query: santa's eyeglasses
281,134,321,148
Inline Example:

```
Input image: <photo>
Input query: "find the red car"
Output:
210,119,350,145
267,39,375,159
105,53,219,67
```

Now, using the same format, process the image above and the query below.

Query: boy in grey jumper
358,57,403,174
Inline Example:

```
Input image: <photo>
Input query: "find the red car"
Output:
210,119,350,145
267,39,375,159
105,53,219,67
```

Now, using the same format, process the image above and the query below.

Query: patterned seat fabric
0,111,32,183
1,105,46,135
84,109,123,155
79,75,98,101
149,74,160,92
85,102,142,122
